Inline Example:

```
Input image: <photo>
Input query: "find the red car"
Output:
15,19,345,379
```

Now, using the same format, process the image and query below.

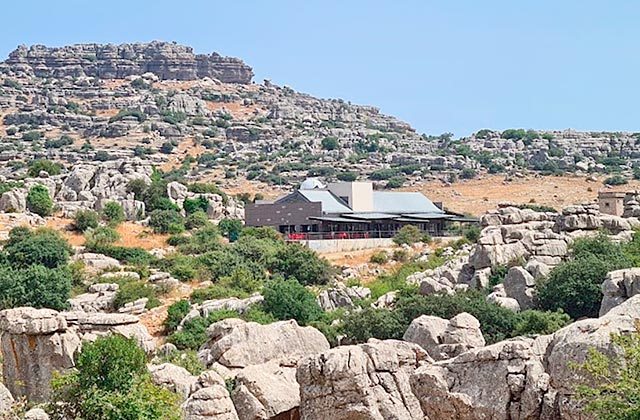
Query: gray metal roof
341,212,399,220
372,192,444,214
299,190,352,213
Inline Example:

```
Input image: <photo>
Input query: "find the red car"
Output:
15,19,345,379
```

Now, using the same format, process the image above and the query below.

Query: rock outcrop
403,313,485,361
600,267,640,316
199,319,330,370
4,42,254,83
297,339,430,420
182,370,239,420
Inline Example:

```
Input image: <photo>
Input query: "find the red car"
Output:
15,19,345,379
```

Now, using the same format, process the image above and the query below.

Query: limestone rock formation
182,370,239,420
297,339,430,420
231,360,300,420
0,307,79,402
5,42,253,83
403,313,485,360
149,363,198,400
600,267,640,316
199,319,330,370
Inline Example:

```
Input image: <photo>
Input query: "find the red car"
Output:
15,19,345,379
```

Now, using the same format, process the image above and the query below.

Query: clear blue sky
1,1,639,136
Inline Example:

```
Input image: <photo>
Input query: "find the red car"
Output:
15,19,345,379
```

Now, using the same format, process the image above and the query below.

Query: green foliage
269,243,333,285
537,234,632,319
368,257,443,299
393,225,423,245
370,251,389,264
168,310,238,350
26,184,53,216
574,327,640,419
73,210,99,232
5,227,71,268
512,310,571,337
0,265,72,310
341,307,405,342
218,218,243,240
22,130,43,141
604,174,628,185
164,300,191,333
48,335,180,420
185,211,209,230
462,224,481,242
460,168,477,179
337,171,358,181
109,109,147,123
183,196,209,215
190,284,249,303
102,201,125,225
28,159,62,176
262,277,323,325
386,176,406,189
85,226,120,248
321,136,339,150
156,350,204,376
149,209,185,234
113,279,160,310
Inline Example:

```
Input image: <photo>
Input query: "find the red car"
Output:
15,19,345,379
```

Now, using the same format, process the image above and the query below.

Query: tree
262,277,322,325
340,307,405,343
574,327,640,419
164,300,191,333
28,159,61,177
26,184,53,216
183,196,209,215
393,225,423,245
73,210,99,232
321,136,339,151
149,209,185,234
0,265,72,310
5,227,71,268
48,336,180,420
102,201,125,225
218,218,243,241
269,243,333,285
160,141,175,154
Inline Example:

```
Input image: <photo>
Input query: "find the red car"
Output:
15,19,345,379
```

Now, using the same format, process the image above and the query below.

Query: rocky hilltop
3,42,254,83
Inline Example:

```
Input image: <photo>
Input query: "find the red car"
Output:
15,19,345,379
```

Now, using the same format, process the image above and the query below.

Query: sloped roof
372,191,444,214
299,190,352,213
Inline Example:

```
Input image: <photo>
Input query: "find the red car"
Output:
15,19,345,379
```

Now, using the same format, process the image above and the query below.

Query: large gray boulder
297,339,430,420
600,268,640,316
231,360,300,420
0,383,14,415
182,370,239,420
0,307,80,402
503,266,537,310
149,363,197,400
199,319,330,370
403,313,485,360
0,189,26,213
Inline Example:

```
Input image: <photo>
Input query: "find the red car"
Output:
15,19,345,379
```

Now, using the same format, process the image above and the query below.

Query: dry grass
403,174,640,216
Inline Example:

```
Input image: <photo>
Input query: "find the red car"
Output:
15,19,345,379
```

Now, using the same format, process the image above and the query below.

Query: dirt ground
403,174,640,216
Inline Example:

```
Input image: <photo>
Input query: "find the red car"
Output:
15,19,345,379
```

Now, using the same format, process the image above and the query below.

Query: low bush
393,225,423,245
370,251,389,264
262,277,322,325
5,227,72,268
102,201,125,225
149,209,185,234
26,184,53,216
113,279,160,309
164,300,191,333
73,210,99,232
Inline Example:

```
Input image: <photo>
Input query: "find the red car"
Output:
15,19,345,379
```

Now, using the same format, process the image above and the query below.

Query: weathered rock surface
149,363,197,400
199,319,330,370
182,370,239,420
231,360,300,420
403,313,485,360
5,42,254,83
297,339,430,420
600,267,640,316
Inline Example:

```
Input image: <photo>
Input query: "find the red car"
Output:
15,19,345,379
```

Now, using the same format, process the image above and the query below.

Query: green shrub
262,277,322,325
269,243,333,285
91,245,154,266
149,209,185,234
337,171,358,182
604,175,628,186
393,225,423,245
462,225,481,242
102,201,125,225
512,310,571,337
185,211,209,230
22,130,43,141
74,210,100,232
113,280,160,309
368,258,442,299
28,159,61,177
392,249,409,262
386,176,406,189
164,300,191,333
218,218,243,241
0,265,72,310
369,251,389,264
48,335,180,420
219,267,262,295
183,196,209,215
190,284,249,304
574,327,640,419
321,136,339,150
340,307,405,342
460,168,477,179
168,310,238,350
85,226,120,248
157,350,204,376
5,227,71,268
26,184,53,216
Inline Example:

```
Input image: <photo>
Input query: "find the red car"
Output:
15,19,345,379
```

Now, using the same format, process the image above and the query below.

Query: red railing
286,230,439,241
